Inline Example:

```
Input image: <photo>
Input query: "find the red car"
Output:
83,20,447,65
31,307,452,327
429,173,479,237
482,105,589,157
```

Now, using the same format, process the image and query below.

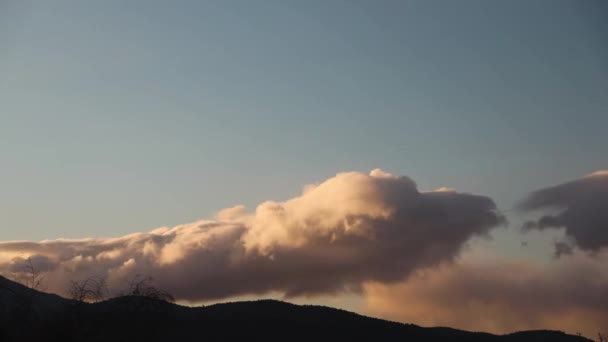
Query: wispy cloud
365,248,608,337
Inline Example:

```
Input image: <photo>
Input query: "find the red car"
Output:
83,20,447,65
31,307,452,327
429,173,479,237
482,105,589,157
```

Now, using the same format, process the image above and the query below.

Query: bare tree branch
10,257,45,290
126,275,175,303
69,277,108,303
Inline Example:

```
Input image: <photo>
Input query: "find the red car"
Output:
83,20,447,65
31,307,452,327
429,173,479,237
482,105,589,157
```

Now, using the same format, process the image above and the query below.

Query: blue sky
1,0,606,241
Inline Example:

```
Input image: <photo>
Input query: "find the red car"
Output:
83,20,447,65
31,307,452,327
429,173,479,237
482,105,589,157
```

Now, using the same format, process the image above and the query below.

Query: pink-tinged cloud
364,250,608,338
519,170,608,254
0,169,502,301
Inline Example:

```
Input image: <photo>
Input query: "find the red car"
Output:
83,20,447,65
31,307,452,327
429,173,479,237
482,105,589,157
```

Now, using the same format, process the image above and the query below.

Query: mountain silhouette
0,275,592,342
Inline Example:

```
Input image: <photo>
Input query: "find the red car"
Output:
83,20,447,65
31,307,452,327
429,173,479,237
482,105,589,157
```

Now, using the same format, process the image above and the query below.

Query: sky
1,0,607,337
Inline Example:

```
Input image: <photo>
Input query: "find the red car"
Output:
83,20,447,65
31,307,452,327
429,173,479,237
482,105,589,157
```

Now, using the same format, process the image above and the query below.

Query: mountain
0,275,592,342
0,274,70,318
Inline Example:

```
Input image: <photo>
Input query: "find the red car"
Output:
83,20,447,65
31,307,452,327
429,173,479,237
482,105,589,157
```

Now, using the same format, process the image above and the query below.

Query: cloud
0,169,502,302
519,170,608,253
364,249,608,337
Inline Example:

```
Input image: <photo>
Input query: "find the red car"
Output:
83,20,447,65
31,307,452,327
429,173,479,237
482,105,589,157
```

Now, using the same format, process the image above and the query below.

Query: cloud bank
2,169,608,336
0,169,502,301
520,170,608,253
365,170,608,337
365,249,608,337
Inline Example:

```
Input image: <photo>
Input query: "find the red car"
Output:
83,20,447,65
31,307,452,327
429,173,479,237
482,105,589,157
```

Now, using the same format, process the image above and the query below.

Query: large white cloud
0,169,502,301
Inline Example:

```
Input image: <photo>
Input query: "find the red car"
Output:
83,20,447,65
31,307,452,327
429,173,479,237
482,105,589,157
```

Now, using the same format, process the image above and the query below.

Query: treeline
9,257,175,304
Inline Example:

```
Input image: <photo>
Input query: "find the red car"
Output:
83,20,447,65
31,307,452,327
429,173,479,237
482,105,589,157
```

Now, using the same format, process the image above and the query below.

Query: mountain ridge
0,275,592,342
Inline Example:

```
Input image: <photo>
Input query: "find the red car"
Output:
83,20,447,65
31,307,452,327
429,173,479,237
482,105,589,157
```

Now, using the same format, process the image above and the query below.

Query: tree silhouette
69,277,108,303
11,258,45,290
126,275,175,303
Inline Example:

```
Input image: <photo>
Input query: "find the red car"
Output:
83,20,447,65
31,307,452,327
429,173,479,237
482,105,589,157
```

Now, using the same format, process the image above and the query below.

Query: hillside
0,275,592,342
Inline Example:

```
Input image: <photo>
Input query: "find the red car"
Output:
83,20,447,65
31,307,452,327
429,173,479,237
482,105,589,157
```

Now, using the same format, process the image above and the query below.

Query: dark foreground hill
0,276,591,342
